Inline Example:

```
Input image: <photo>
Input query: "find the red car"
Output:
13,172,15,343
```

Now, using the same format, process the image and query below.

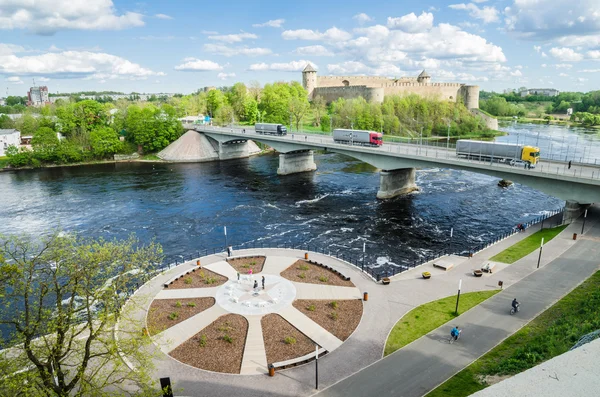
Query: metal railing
158,207,564,283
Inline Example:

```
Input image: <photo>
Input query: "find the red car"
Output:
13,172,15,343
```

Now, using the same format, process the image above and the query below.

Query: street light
536,237,544,269
454,279,462,315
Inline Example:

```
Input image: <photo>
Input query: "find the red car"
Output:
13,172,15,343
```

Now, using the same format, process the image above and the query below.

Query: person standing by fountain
262,276,265,289
253,280,258,290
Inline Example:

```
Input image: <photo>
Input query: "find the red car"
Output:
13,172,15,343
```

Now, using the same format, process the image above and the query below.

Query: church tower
302,63,318,99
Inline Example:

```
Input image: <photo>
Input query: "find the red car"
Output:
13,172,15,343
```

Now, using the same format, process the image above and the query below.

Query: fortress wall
316,75,416,88
460,86,480,109
314,86,385,103
383,84,463,102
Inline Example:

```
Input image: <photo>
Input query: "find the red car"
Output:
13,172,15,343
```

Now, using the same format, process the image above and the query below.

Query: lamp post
224,226,228,251
454,279,462,315
581,209,588,234
315,344,319,390
362,242,366,271
446,121,451,151
537,237,544,269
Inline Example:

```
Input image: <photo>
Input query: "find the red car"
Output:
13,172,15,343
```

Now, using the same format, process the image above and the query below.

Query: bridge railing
157,207,564,283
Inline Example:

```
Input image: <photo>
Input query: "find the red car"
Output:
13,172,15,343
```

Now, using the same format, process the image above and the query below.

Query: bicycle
510,303,520,315
449,329,462,344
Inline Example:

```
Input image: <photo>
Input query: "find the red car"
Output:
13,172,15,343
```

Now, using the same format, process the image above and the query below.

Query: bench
271,347,327,371
432,259,454,271
306,260,351,282
227,254,265,261
163,266,202,288
481,262,496,273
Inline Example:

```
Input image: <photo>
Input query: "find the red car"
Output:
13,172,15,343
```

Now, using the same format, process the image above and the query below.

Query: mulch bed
293,299,363,341
167,268,227,289
169,314,248,374
227,256,265,274
261,314,316,364
146,297,215,336
281,260,355,287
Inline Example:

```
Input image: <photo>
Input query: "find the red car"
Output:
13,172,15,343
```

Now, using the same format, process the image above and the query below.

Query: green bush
330,311,338,321
184,277,192,285
298,264,309,271
222,334,233,344
307,305,316,311
175,301,182,308
198,334,207,347
186,302,197,307
298,272,306,279
319,276,329,283
284,336,297,345
168,312,179,320
330,301,338,309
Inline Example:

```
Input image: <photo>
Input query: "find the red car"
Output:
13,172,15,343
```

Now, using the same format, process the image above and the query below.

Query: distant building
48,93,177,103
519,88,560,97
0,129,21,156
0,97,6,106
503,88,517,94
27,86,50,106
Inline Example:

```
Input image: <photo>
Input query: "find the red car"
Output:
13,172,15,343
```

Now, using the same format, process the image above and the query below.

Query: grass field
0,156,8,169
427,270,600,397
384,290,500,357
489,225,567,264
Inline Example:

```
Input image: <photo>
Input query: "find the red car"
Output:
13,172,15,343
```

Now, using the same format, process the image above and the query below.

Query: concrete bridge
194,126,600,222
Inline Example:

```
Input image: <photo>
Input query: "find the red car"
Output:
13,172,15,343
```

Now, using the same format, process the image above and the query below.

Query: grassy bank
384,290,500,356
428,270,600,397
0,156,8,169
489,225,567,264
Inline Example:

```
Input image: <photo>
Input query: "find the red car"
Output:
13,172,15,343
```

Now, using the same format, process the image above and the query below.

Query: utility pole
454,279,462,315
537,238,544,268
581,209,588,234
315,345,319,389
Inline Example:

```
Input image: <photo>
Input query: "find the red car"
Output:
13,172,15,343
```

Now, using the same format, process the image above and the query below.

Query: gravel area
169,314,248,374
146,297,215,336
167,268,226,289
227,256,265,274
261,314,316,364
293,299,363,341
281,260,355,287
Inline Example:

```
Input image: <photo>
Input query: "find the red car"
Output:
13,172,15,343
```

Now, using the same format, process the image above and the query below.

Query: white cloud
0,0,144,35
504,0,600,40
155,14,173,20
174,58,223,72
533,45,541,53
327,61,402,76
549,47,584,61
387,12,434,33
577,77,588,82
0,46,163,80
203,44,272,57
0,43,25,56
248,60,316,72
554,63,573,69
6,76,23,84
510,69,522,77
282,27,352,42
293,45,334,57
200,30,218,35
580,69,600,73
472,0,488,3
559,73,569,77
253,19,285,28
587,50,600,59
38,77,50,82
353,13,373,25
217,72,236,80
449,3,499,23
208,32,258,43
556,35,600,49
541,52,548,58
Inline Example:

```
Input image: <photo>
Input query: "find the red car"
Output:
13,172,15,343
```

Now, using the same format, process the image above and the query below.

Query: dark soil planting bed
227,256,265,274
261,314,316,364
167,268,226,289
293,299,363,341
146,298,215,336
281,260,355,287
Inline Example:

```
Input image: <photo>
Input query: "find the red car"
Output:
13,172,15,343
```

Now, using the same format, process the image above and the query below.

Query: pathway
240,315,268,375
316,208,600,397
205,260,239,280
278,306,343,352
262,256,299,275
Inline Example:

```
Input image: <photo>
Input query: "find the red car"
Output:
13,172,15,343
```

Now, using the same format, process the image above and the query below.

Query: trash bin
268,364,275,377
304,252,309,260
196,259,201,267
363,292,368,301
573,233,577,240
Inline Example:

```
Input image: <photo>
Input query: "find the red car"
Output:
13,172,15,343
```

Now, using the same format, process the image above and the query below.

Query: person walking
253,280,258,290
262,276,265,289
237,272,240,281
568,160,572,169
227,246,232,257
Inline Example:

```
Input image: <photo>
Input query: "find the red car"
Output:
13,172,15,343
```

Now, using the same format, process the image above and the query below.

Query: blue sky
1,0,599,95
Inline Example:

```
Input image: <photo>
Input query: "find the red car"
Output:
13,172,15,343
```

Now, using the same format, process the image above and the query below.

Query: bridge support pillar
277,151,317,175
218,141,249,160
377,168,418,199
562,200,590,224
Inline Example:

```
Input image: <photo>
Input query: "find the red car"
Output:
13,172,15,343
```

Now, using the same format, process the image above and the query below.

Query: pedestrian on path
262,276,265,289
237,272,240,281
253,280,258,290
227,246,232,257
568,160,572,169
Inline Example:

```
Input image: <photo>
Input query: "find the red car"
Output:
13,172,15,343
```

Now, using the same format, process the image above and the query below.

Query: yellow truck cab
521,146,540,165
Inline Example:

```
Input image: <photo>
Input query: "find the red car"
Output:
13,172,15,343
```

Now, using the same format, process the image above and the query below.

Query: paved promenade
316,206,600,397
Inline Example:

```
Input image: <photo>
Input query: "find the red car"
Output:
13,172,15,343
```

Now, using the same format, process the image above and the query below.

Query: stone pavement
315,206,600,397
116,208,599,397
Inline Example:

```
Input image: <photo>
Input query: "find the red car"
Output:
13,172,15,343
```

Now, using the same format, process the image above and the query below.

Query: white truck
332,129,383,147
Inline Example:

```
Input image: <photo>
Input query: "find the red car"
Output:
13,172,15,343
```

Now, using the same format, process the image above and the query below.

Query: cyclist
512,298,520,313
450,326,461,341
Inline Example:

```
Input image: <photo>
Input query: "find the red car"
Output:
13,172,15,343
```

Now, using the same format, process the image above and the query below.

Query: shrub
249,261,256,266
307,305,316,311
298,264,309,271
168,312,179,320
319,276,329,283
330,301,338,309
298,272,306,279
330,311,338,321
222,334,233,344
284,336,297,345
184,277,192,285
187,302,197,307
198,334,207,347
205,277,217,284
175,301,182,308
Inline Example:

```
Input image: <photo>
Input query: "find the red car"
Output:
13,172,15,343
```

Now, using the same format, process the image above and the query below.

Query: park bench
481,262,496,273
432,259,454,271
270,347,327,371
163,266,202,288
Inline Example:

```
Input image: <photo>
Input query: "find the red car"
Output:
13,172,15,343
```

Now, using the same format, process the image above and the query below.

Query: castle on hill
301,64,480,110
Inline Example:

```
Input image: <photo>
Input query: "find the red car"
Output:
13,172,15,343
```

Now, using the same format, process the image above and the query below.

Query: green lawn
427,270,600,397
140,154,161,161
0,156,8,169
489,225,567,264
384,290,500,356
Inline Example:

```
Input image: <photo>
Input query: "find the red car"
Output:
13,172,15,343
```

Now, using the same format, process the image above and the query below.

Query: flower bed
167,268,226,289
281,260,355,287
261,314,316,364
292,299,363,341
227,256,266,274
146,297,215,336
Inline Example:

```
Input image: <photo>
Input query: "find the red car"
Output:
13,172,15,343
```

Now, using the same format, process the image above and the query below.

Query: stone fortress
302,63,480,110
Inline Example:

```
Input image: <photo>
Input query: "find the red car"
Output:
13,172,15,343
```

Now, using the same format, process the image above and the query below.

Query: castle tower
417,70,431,84
302,63,318,99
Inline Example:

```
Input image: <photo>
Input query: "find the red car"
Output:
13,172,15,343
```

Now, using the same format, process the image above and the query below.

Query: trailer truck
333,129,383,147
456,140,540,167
255,123,287,135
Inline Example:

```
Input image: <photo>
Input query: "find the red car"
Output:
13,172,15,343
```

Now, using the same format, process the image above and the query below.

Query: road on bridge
313,206,600,397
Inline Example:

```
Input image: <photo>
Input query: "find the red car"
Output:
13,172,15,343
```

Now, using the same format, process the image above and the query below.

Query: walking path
262,256,299,275
316,206,600,397
116,208,600,397
278,305,343,352
240,315,269,375
294,283,362,300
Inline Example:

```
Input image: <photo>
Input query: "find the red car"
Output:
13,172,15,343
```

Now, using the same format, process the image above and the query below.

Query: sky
1,0,599,96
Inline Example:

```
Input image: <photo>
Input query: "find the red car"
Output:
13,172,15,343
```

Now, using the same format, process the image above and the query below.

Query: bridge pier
562,200,590,224
377,168,418,199
277,151,317,175
218,141,250,160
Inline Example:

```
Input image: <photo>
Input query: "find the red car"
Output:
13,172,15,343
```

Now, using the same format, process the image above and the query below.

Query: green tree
0,232,163,397
227,83,248,120
90,127,122,158
5,145,34,167
214,103,234,126
0,114,15,129
206,89,226,117
125,104,182,153
16,114,39,136
6,96,27,106
32,127,60,162
242,97,258,124
289,96,310,131
311,96,327,127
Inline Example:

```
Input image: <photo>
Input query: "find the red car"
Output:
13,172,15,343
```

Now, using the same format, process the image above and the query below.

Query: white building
519,88,560,97
0,129,21,156
0,97,6,106
28,86,50,106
